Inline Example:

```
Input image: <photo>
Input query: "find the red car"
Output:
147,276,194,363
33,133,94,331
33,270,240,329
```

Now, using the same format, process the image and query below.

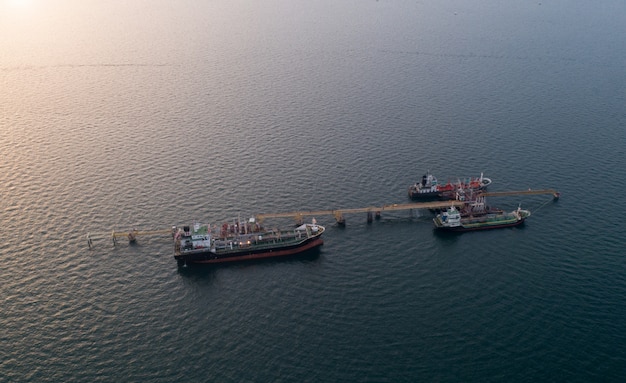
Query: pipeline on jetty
255,189,559,224
255,200,466,225
87,228,174,249
87,189,559,248
479,189,560,198
111,228,173,242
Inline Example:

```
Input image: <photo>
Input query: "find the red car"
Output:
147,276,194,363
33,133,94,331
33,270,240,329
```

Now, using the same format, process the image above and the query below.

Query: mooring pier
87,188,559,247
255,199,466,225
111,228,173,242
479,189,560,198
255,189,559,225
87,228,174,249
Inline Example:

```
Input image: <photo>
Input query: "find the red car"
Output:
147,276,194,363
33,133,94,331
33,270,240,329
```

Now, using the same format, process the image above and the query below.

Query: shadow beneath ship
176,247,323,276
432,229,462,244
432,221,528,241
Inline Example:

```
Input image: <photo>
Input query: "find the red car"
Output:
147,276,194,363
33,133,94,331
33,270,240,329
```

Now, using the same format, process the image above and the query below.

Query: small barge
173,219,324,266
408,171,492,201
433,205,530,232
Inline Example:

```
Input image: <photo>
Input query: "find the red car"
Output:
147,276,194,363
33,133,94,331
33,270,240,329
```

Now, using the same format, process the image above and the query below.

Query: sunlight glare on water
1,1,625,381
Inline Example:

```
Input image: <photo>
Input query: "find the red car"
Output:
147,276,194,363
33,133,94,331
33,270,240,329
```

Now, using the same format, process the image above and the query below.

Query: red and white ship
408,171,492,201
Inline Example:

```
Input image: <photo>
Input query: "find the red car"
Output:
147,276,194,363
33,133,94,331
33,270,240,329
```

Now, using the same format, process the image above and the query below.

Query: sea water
1,0,625,381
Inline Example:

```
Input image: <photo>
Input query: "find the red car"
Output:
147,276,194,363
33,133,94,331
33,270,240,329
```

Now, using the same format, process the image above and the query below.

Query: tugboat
173,218,324,266
408,171,492,201
433,205,530,232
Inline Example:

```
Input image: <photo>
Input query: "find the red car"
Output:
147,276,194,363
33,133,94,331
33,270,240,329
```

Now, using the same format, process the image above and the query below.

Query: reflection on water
176,246,323,277
2,0,626,381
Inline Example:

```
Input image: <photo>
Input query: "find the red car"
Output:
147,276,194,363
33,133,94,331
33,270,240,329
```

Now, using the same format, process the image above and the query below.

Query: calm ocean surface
2,0,625,381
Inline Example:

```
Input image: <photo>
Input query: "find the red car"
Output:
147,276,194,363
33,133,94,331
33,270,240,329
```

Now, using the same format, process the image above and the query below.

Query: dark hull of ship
175,237,324,266
408,190,443,201
409,180,491,201
409,188,492,201
435,218,526,232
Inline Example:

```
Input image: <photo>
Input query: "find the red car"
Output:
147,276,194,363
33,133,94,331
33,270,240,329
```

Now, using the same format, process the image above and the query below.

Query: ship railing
215,235,314,254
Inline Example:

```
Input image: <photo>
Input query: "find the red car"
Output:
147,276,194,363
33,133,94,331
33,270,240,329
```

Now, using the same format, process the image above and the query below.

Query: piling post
295,214,303,226
334,211,345,226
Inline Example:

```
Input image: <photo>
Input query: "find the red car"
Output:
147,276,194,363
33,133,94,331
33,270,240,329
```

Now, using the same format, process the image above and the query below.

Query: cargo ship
408,171,492,201
173,219,324,266
433,205,530,232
